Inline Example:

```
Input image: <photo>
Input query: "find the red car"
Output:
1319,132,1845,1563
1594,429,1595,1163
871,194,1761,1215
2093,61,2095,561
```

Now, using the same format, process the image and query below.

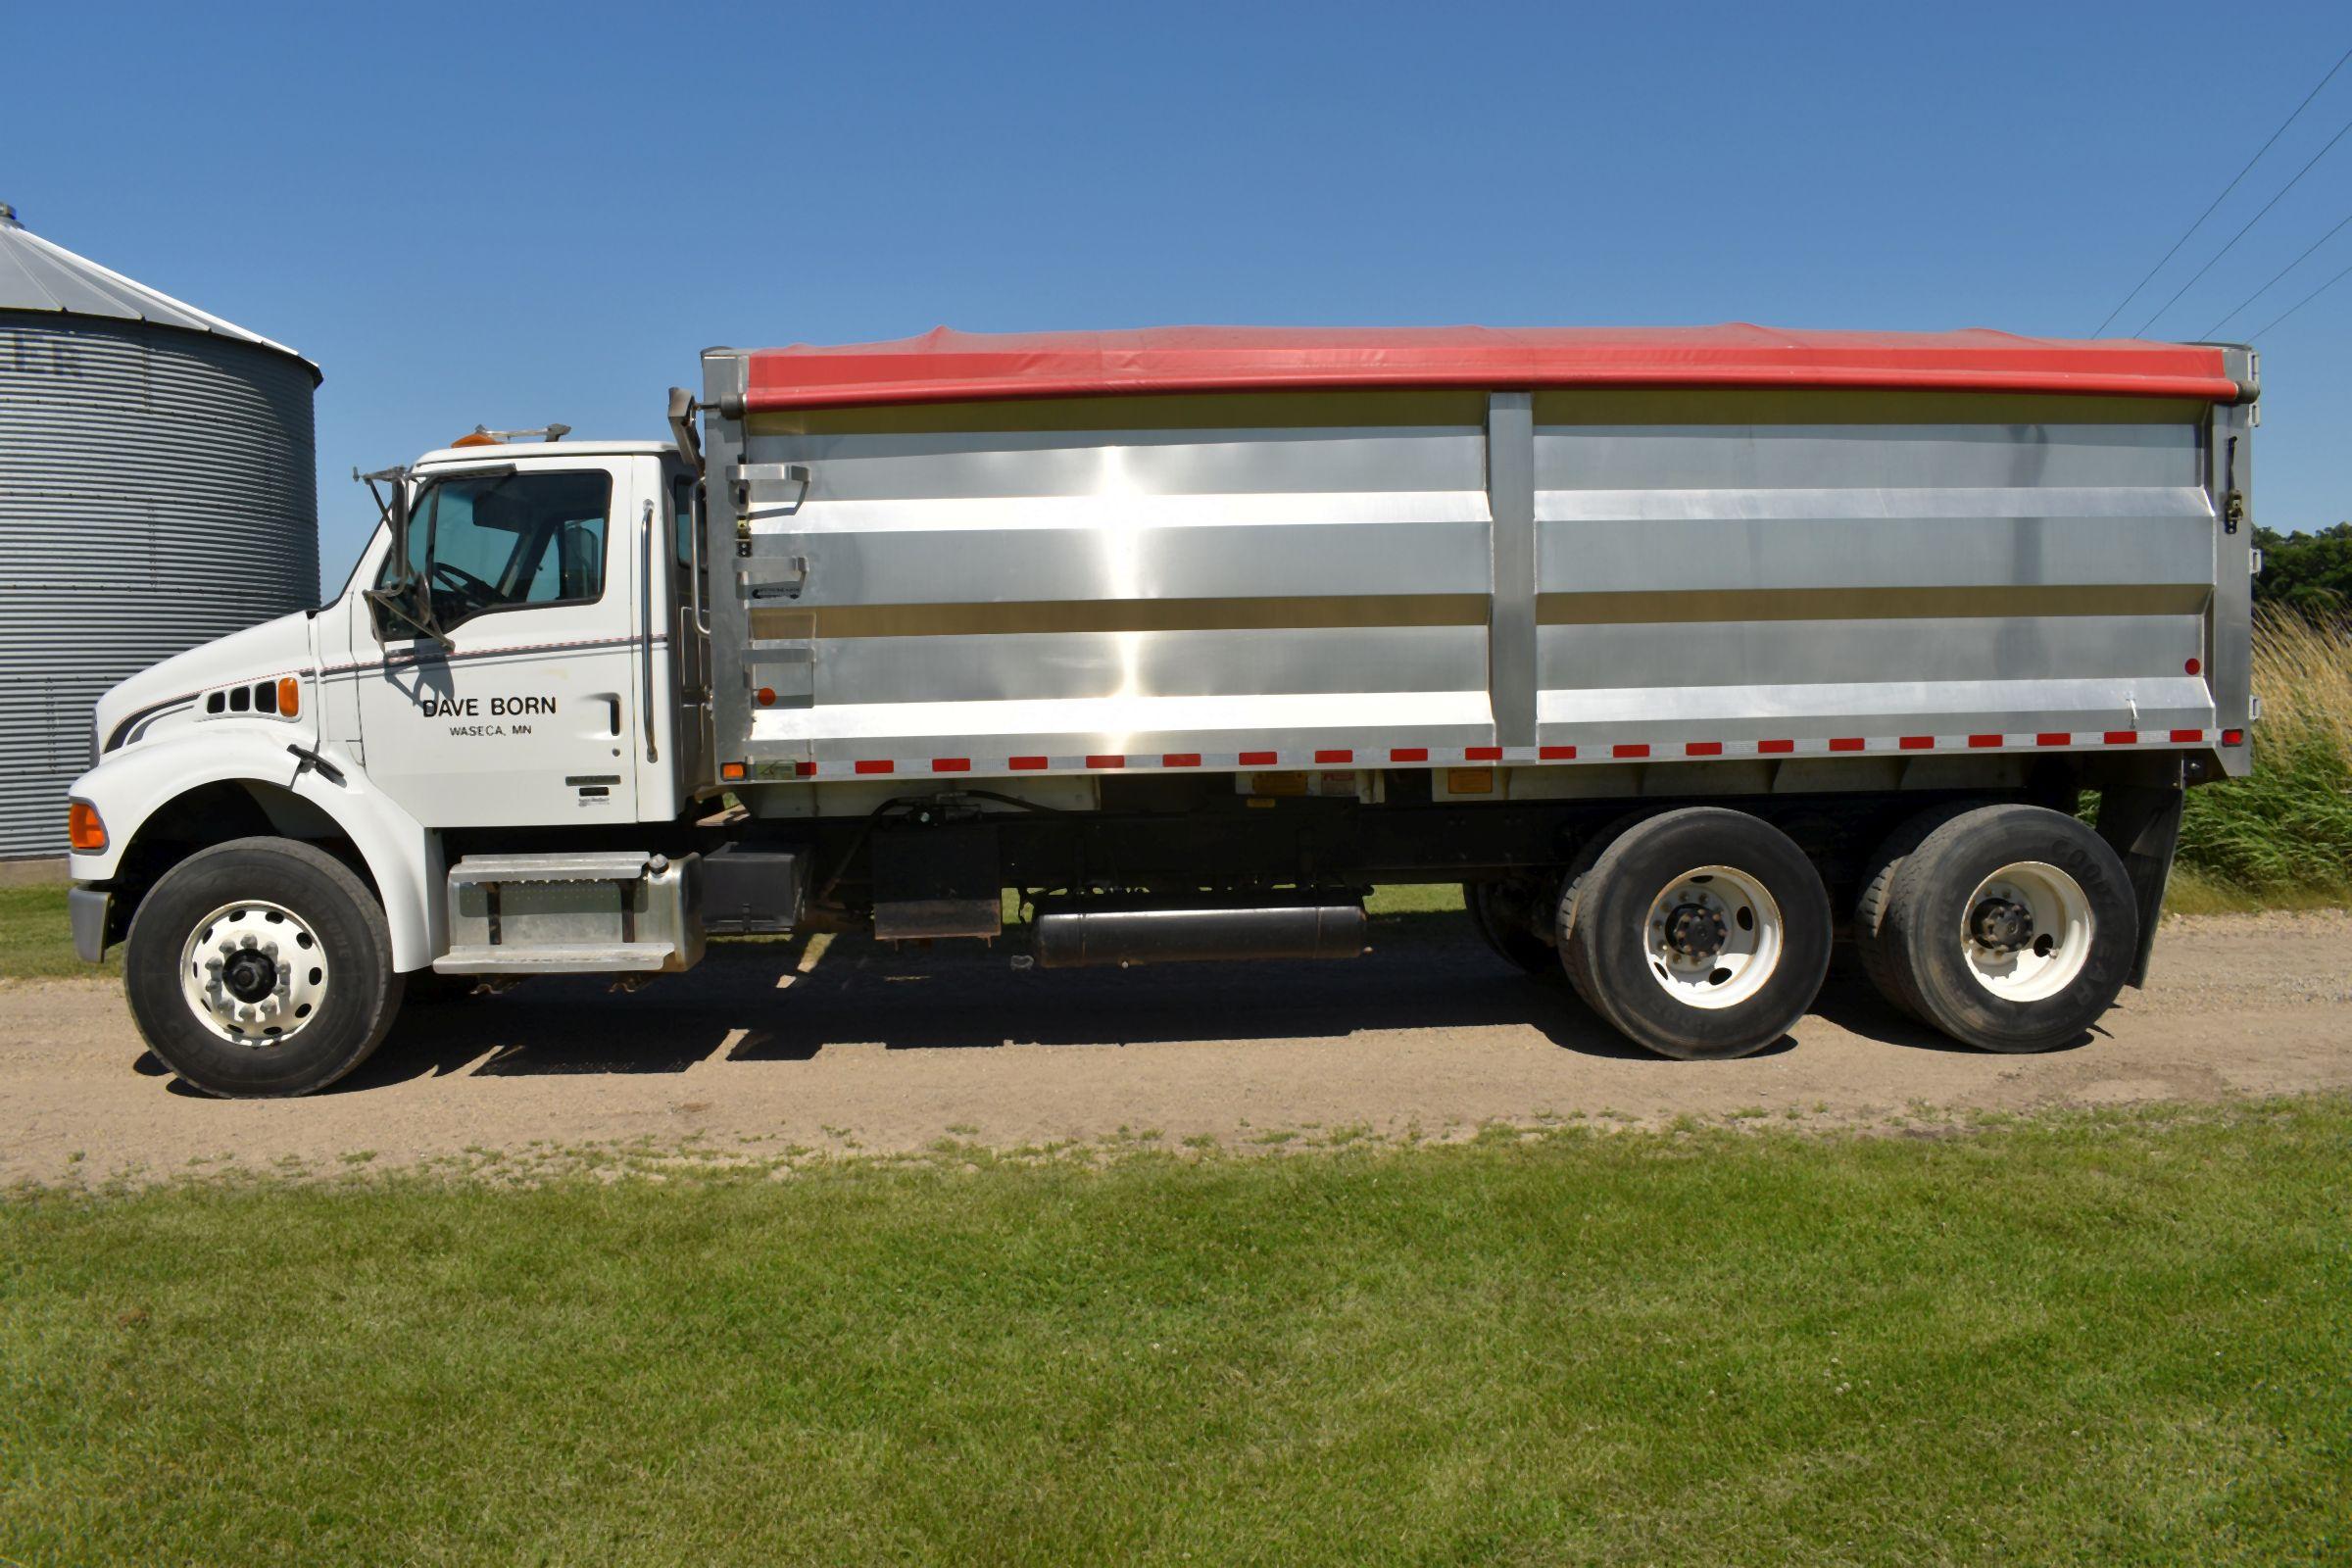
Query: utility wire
2133,109,2352,337
2202,207,2352,336
2093,43,2352,337
2248,250,2352,340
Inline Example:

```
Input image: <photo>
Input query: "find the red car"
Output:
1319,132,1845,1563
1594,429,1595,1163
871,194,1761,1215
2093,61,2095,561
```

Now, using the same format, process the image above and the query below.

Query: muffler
1030,897,1368,969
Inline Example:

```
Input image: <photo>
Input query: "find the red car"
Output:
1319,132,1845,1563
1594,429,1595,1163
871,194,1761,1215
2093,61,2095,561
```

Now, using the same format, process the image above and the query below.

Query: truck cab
67,437,711,1095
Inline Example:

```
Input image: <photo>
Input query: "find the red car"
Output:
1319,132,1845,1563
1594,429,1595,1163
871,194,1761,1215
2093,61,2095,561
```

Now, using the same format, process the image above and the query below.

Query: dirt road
5,909,2348,1185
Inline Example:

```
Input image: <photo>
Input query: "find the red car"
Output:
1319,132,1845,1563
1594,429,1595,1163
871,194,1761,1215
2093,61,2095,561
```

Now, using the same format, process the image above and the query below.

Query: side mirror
363,574,444,646
354,466,447,646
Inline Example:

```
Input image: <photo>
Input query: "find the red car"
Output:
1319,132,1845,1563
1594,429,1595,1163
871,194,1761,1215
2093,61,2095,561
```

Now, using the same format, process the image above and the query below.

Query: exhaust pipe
1031,898,1368,969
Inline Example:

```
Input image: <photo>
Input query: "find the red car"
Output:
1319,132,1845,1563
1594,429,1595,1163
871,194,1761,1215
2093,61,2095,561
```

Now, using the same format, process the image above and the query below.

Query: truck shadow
343,911,1816,1090
145,914,2067,1096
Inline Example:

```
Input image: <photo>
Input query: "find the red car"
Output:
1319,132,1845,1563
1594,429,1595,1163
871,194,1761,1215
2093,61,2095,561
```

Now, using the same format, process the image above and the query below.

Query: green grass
0,883,114,979
2177,612,2352,901
5,1100,2349,1566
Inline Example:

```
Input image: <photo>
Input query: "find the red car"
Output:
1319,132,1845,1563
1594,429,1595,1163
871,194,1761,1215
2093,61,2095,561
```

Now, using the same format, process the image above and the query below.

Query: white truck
66,324,2258,1097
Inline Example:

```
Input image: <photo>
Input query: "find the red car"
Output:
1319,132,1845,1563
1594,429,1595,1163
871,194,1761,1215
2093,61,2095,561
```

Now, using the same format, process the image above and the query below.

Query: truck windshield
383,470,612,630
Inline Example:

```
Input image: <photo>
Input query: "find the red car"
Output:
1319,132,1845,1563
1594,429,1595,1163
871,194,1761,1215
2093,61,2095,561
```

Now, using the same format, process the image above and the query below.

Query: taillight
68,801,106,853
277,676,301,718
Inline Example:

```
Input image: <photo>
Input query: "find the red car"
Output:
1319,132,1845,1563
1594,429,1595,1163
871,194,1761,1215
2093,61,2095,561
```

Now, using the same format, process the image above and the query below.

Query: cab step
433,852,704,975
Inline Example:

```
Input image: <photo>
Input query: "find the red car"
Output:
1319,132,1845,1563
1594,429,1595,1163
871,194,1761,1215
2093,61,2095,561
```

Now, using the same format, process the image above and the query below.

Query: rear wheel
123,837,404,1099
1463,878,1558,976
1853,804,2133,1053
1557,808,1832,1060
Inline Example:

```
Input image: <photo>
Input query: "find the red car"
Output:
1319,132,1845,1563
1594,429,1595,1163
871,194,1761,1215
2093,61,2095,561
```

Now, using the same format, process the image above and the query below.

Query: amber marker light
68,800,107,853
277,676,302,717
720,761,749,782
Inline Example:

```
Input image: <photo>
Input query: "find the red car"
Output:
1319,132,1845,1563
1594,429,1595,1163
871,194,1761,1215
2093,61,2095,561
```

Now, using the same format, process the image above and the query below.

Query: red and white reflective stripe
776,730,2218,779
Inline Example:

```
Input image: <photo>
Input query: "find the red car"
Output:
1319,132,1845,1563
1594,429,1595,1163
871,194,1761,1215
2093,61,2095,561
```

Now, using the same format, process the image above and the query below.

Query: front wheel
123,837,404,1098
1557,808,1832,1060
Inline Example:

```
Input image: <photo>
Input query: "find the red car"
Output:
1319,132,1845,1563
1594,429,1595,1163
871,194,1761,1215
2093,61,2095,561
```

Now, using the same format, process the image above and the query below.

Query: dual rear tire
1496,801,2134,1061
1557,808,1833,1059
1852,804,2134,1053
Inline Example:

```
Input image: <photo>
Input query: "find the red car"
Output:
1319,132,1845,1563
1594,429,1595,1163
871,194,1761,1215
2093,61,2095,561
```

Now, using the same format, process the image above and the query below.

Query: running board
433,852,704,975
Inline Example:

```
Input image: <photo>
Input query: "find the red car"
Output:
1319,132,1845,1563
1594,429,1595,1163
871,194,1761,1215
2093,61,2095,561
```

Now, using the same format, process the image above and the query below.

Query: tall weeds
2177,610,2352,894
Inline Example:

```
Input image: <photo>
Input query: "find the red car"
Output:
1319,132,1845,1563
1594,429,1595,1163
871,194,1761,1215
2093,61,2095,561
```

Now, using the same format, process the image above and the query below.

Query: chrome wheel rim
1960,861,2091,1003
1642,865,1783,1010
179,900,328,1046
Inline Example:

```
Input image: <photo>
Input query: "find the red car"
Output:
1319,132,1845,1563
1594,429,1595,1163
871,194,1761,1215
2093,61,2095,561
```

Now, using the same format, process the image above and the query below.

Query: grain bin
0,204,319,861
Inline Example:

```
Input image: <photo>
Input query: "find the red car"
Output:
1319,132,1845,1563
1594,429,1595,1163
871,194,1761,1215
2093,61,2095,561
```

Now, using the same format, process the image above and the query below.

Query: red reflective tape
1389,747,1429,762
1009,756,1050,770
2103,730,2138,745
1539,745,1577,760
1758,739,1794,755
1968,733,2003,749
1899,735,1935,751
794,760,817,778
1314,748,1352,764
2169,728,2204,743
1685,741,1723,758
1086,754,1126,769
1240,750,1278,766
1161,753,1201,767
854,760,894,775
931,758,970,772
1465,746,1503,761
1612,743,1650,760
2035,732,2071,747
1829,737,1866,753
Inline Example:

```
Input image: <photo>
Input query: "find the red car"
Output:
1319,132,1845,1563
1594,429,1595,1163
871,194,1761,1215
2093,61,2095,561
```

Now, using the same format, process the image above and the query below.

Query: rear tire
1855,804,2133,1053
1463,879,1558,976
1557,808,1832,1060
124,837,404,1099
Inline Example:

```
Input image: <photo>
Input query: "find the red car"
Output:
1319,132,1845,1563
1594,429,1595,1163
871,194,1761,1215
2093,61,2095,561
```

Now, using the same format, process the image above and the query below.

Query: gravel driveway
5,910,2348,1185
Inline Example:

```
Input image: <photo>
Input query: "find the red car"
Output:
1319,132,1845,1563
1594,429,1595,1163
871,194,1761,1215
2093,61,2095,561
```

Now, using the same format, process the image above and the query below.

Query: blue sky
10,1,2350,586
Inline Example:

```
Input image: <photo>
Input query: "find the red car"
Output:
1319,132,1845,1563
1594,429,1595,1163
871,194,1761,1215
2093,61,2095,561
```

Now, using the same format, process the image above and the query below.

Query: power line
2133,108,2352,337
2093,43,2352,337
2248,251,2352,340
2202,208,2352,336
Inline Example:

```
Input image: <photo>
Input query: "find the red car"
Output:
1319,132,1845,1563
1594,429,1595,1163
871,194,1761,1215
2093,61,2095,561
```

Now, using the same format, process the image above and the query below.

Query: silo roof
0,203,318,379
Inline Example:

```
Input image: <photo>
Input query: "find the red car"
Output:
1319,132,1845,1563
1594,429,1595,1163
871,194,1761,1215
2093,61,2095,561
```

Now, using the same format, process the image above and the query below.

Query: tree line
2254,524,2352,620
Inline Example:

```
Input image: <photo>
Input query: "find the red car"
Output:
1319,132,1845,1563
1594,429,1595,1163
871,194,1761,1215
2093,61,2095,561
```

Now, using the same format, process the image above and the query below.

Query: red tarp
740,324,2239,410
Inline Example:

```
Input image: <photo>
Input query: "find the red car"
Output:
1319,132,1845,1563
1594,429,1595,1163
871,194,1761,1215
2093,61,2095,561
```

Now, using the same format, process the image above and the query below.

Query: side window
380,470,612,630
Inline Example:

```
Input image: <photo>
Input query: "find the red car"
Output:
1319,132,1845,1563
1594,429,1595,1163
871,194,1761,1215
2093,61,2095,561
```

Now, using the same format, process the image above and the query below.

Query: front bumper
69,886,112,964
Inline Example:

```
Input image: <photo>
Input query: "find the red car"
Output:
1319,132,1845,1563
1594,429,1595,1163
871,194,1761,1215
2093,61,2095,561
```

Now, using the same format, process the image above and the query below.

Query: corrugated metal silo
0,204,320,860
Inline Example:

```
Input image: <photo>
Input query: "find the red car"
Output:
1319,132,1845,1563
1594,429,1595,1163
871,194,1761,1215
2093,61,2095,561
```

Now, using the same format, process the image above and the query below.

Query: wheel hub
220,949,278,1003
1969,896,2033,954
178,900,329,1047
1663,902,1729,962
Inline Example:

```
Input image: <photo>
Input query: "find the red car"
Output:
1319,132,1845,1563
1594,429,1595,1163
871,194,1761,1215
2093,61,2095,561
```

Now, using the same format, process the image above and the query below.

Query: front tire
124,837,404,1098
1853,804,2133,1053
1557,808,1832,1060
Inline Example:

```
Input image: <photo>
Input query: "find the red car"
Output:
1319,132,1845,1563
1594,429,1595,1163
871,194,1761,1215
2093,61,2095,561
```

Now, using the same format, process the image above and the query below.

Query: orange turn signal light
68,800,107,853
277,676,301,718
720,761,749,782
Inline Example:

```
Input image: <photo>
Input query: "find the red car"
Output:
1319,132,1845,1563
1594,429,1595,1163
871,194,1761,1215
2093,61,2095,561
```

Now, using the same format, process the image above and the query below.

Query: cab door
352,459,644,826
